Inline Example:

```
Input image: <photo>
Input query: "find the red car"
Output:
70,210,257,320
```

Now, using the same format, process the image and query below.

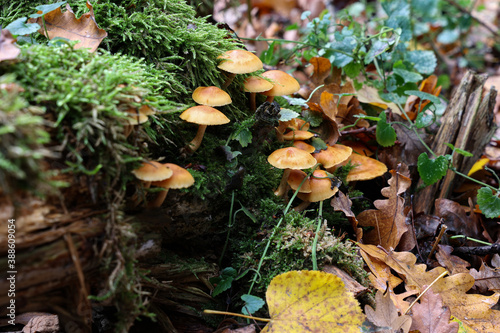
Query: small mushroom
327,153,387,182
217,49,263,89
180,105,230,153
296,169,339,211
312,144,353,168
149,163,195,208
243,76,273,111
293,140,316,153
192,86,232,107
282,129,315,141
131,161,173,207
261,70,300,103
267,147,317,197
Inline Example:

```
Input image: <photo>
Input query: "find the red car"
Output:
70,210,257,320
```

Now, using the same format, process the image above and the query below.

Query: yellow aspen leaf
468,157,489,176
262,270,365,332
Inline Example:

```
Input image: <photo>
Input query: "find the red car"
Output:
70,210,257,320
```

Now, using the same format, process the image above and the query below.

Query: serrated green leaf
30,1,67,18
477,187,500,218
287,97,308,107
302,110,323,127
445,143,473,157
279,108,300,121
393,68,423,83
5,17,40,36
405,90,441,105
365,39,391,64
407,51,437,75
415,111,434,128
310,137,327,151
344,61,363,78
376,112,396,147
210,267,237,297
234,128,252,148
329,36,356,67
417,153,449,186
241,294,265,315
437,29,460,45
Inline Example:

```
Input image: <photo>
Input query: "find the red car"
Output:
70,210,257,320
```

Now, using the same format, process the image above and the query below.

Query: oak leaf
262,270,364,332
409,288,459,333
29,1,107,52
357,169,412,249
470,262,500,294
365,290,412,333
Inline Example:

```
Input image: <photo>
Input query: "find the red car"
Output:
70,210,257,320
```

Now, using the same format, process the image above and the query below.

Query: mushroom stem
293,200,311,212
274,168,291,197
221,73,237,90
249,92,257,111
265,96,275,103
130,181,151,208
148,188,170,208
186,124,207,153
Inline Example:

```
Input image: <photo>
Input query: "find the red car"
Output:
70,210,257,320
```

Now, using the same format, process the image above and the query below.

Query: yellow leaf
356,85,400,114
468,157,489,176
262,270,364,332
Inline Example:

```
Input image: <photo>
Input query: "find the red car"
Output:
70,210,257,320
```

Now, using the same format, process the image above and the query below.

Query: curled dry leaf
0,29,20,62
435,244,470,275
29,1,107,52
470,262,500,293
365,290,412,333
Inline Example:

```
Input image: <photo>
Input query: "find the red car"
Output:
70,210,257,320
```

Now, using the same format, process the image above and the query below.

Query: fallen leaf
262,270,365,332
357,169,412,249
409,288,459,333
0,29,20,62
435,198,483,243
29,1,107,52
356,84,400,113
310,56,332,86
435,245,470,275
470,262,500,293
365,290,412,333
331,191,362,241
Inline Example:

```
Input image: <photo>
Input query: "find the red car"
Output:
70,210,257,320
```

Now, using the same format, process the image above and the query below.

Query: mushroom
261,70,300,103
124,108,149,137
282,129,315,141
296,169,339,211
131,161,173,207
243,76,273,111
148,163,195,208
312,144,353,169
267,147,317,197
180,105,230,153
217,49,263,89
287,169,312,193
327,153,387,182
293,140,315,153
192,86,232,107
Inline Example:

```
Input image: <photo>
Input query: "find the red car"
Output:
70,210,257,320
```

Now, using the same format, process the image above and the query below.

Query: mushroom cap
293,140,315,153
261,70,300,97
243,76,274,93
287,169,312,193
312,144,353,168
297,169,339,202
132,161,173,182
151,163,195,189
334,153,388,181
139,103,155,116
283,130,315,141
267,147,317,170
288,117,310,131
126,110,149,125
180,105,230,125
192,86,232,107
217,50,263,74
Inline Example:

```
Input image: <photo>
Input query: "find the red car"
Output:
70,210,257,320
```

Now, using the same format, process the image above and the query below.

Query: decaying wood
415,70,497,214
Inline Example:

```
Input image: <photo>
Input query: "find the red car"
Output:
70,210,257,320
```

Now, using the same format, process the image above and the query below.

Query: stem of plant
219,191,236,266
449,235,493,246
247,164,320,295
311,200,324,271
204,309,271,322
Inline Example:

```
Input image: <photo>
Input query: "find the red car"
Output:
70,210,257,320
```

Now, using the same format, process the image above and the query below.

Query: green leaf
329,36,356,67
417,153,449,186
241,294,265,315
344,61,363,78
30,1,67,18
261,41,277,65
405,90,441,105
407,51,437,75
234,128,252,148
393,68,423,83
364,39,391,64
302,110,323,127
477,187,500,218
445,143,473,157
210,267,237,297
376,112,396,147
279,108,300,121
437,29,460,45
310,137,327,151
415,111,434,128
5,17,40,36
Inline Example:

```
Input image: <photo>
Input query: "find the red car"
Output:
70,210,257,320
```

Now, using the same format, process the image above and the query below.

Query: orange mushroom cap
243,76,273,93
192,86,232,107
180,105,230,125
312,144,353,168
297,169,339,202
287,169,312,193
293,140,316,153
217,50,263,74
267,147,317,170
132,161,173,182
261,70,300,97
151,163,195,189
283,130,315,141
332,153,388,181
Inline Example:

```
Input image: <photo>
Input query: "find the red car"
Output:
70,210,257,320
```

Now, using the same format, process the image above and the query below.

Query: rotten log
414,70,497,214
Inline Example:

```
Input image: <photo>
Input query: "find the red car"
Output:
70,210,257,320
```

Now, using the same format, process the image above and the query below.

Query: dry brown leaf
310,56,332,86
331,191,362,241
409,288,459,333
0,29,20,62
356,84,400,113
470,262,500,293
357,169,411,249
365,290,412,333
436,245,470,275
30,1,107,52
435,198,484,243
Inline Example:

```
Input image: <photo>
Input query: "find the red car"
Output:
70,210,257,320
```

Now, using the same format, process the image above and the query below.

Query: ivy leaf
4,17,40,36
30,1,67,18
445,143,473,157
210,267,237,297
405,90,441,105
241,294,265,315
477,187,500,218
279,108,300,121
407,50,437,75
393,68,423,83
417,153,449,186
376,112,397,147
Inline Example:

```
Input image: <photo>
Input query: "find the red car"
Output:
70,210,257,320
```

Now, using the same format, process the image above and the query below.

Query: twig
452,243,500,256
428,224,447,259
340,125,376,136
